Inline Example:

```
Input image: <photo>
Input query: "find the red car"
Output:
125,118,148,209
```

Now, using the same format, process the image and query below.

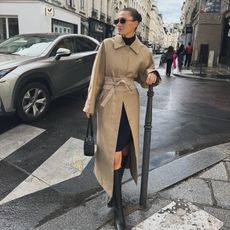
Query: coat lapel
113,35,142,54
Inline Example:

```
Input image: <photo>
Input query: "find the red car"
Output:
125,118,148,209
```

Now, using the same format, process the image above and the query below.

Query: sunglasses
114,18,134,25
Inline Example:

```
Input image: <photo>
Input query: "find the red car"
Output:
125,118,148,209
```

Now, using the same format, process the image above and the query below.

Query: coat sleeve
136,49,155,88
83,42,105,114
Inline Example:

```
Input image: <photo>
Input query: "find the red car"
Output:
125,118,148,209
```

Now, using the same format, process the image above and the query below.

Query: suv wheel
16,82,50,122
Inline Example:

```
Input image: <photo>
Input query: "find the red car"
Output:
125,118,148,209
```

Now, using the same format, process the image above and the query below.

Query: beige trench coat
83,35,155,197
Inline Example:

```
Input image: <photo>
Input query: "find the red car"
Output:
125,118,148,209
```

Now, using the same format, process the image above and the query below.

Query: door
48,37,87,95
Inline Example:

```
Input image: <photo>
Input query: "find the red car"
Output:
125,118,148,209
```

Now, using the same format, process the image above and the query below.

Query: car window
50,37,74,56
0,35,56,56
74,37,97,52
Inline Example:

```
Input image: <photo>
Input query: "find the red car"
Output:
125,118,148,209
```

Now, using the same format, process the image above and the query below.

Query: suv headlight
0,66,17,78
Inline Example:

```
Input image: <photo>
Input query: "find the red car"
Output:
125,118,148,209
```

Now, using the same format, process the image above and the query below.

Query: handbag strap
86,116,93,137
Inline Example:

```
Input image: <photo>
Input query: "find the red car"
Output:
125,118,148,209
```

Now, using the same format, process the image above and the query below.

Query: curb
173,73,230,82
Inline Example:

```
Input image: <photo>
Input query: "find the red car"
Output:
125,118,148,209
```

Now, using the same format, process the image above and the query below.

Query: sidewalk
36,142,230,230
173,69,230,82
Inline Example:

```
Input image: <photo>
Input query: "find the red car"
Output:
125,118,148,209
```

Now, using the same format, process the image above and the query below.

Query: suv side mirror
55,48,71,60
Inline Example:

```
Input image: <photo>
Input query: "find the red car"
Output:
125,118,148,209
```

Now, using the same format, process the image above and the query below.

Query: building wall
149,2,166,49
180,0,228,66
0,0,165,44
0,0,81,40
193,12,222,66
0,1,51,34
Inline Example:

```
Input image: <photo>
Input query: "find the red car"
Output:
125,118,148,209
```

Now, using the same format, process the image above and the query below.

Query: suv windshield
0,35,57,56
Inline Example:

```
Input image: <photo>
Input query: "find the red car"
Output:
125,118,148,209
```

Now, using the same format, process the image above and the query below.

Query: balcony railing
100,13,106,22
92,9,98,19
107,16,112,24
46,0,61,5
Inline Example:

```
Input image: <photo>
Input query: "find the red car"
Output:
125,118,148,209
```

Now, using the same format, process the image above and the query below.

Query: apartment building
181,0,230,67
149,2,167,50
0,0,81,42
0,0,166,46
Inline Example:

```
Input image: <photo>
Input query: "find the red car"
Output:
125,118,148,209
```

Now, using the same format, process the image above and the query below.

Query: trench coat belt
100,77,137,107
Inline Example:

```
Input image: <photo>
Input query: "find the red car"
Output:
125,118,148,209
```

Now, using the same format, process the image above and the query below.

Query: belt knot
100,77,136,107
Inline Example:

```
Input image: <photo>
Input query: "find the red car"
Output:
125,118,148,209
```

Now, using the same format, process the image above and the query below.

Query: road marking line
0,137,91,205
0,124,45,160
132,201,223,230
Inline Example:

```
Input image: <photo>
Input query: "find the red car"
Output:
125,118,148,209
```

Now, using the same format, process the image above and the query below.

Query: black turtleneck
122,35,136,46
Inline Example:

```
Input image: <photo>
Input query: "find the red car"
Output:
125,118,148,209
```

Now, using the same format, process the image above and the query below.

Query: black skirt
115,105,132,151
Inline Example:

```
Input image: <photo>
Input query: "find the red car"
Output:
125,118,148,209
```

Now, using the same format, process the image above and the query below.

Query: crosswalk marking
0,137,91,205
0,124,45,160
132,201,224,230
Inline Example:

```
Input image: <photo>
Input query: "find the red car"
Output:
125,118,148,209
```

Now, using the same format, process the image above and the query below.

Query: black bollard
139,84,154,208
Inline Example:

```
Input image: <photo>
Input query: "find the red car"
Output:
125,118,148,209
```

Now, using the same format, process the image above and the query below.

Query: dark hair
168,46,174,53
121,7,142,22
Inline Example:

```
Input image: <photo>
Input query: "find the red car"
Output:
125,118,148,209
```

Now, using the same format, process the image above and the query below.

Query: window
80,0,85,10
0,18,6,42
0,17,18,42
74,37,97,52
50,37,74,56
8,18,19,37
52,18,78,34
205,0,221,12
66,0,75,8
0,34,57,56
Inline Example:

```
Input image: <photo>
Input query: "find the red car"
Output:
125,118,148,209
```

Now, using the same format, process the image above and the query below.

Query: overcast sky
157,0,184,23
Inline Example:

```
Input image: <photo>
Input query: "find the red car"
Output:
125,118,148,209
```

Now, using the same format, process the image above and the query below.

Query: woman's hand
146,72,158,85
85,112,93,118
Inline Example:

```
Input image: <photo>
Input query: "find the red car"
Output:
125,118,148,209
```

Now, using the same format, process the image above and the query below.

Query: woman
165,46,174,77
83,7,160,230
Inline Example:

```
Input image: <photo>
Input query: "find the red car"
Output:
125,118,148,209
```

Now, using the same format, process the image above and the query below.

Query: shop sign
45,6,54,16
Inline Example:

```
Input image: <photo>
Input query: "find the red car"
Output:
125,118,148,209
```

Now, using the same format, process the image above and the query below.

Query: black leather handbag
84,116,95,157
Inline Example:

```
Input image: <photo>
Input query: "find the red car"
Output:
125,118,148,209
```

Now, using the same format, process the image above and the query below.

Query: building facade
149,1,167,50
87,0,114,42
0,0,81,42
164,23,180,49
0,0,166,46
0,0,115,43
180,0,230,67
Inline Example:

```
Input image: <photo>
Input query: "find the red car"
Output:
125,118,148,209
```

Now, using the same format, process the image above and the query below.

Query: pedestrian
172,51,177,70
159,51,166,67
83,7,161,230
176,44,185,72
184,42,193,69
165,46,174,76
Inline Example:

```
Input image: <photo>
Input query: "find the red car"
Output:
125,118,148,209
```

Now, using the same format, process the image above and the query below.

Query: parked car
155,48,164,54
0,33,100,122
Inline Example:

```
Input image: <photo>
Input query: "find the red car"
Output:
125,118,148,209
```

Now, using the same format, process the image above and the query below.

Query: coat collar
113,35,142,54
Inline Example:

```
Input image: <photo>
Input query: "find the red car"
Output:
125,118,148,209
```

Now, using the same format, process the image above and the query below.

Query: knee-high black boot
114,168,126,230
107,156,128,208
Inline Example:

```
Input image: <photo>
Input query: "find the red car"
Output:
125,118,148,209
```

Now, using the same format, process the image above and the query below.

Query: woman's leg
114,151,122,170
122,144,129,157
108,145,129,208
113,151,126,229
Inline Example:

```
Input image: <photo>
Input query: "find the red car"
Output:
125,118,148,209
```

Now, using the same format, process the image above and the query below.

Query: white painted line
132,201,224,230
0,124,45,160
32,137,91,185
0,137,91,205
0,175,48,205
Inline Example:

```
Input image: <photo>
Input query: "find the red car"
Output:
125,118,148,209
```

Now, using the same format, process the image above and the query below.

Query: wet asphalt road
0,55,230,229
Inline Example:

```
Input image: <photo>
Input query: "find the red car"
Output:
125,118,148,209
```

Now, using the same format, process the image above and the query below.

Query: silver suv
0,33,99,122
